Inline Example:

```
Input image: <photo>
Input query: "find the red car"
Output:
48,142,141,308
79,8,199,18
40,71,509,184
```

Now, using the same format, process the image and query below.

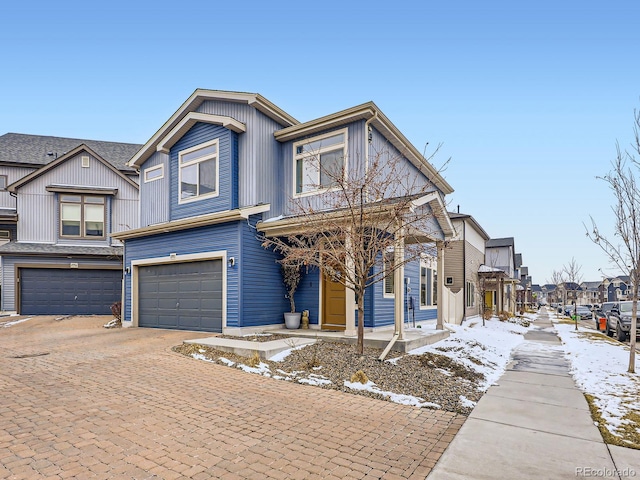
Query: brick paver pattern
0,316,464,479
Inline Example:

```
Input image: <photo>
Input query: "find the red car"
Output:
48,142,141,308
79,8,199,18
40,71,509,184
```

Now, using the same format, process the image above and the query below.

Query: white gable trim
156,112,246,154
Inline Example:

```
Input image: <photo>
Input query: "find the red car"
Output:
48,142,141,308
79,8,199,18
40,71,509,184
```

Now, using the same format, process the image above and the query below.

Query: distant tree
586,108,640,374
562,258,583,330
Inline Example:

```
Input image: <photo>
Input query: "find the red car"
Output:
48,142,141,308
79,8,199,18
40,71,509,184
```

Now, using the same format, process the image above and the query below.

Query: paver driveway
0,315,464,479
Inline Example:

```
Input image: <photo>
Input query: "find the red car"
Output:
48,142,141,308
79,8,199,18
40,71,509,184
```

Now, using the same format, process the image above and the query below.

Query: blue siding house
113,89,454,334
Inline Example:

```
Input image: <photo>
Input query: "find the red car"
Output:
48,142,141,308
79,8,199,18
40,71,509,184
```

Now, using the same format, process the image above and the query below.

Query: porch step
183,337,316,360
183,327,449,360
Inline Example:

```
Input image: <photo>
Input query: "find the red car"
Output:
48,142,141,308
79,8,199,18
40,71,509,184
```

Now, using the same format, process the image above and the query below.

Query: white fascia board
156,113,246,154
111,204,270,240
128,89,298,168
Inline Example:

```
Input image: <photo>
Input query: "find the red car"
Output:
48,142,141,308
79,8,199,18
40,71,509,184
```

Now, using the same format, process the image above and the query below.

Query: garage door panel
138,259,223,332
20,268,122,316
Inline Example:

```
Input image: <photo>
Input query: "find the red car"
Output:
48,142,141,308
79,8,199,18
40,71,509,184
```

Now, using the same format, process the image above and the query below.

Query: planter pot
284,312,301,329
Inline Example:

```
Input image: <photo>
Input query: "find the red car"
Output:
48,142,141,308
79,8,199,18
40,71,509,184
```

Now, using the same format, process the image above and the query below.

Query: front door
322,272,346,330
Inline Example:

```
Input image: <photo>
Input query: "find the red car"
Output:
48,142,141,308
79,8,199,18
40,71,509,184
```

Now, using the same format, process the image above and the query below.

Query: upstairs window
179,139,218,203
60,195,105,238
0,175,7,190
294,129,347,195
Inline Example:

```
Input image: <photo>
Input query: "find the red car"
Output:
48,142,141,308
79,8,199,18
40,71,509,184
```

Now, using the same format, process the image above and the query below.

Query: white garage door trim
130,250,227,329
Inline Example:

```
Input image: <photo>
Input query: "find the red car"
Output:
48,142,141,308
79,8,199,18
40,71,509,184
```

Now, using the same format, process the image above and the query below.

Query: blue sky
2,0,640,284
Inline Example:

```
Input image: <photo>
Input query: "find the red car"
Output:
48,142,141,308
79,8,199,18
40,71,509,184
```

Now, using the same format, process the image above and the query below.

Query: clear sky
2,0,640,285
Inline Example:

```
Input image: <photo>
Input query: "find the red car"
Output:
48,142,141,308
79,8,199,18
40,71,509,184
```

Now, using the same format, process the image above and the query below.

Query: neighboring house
113,89,455,334
0,133,141,314
531,284,542,305
543,284,557,304
483,237,519,314
579,281,602,305
603,276,630,301
556,282,581,305
444,211,490,324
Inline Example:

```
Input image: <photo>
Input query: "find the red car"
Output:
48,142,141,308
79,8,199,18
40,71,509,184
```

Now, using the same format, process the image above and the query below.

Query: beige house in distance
442,211,490,324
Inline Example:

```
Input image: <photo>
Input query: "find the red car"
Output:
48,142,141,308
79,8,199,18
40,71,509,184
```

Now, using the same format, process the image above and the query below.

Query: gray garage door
138,260,223,332
20,268,122,315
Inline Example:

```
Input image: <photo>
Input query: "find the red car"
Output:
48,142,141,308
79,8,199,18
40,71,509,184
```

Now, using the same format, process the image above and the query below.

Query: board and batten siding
444,240,465,294
0,166,36,209
139,151,170,227
369,126,435,195
196,100,287,215
15,152,139,244
169,123,237,221
465,241,485,317
1,256,122,312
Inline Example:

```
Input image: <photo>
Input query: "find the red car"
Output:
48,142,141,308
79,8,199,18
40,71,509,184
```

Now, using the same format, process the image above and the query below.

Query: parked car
594,302,616,331
606,301,640,341
575,305,592,319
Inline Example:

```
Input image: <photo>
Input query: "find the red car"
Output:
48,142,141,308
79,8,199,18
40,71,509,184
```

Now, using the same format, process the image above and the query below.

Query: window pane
61,204,81,221
384,252,394,295
199,159,216,195
61,202,81,236
319,150,343,187
300,133,344,154
297,157,318,193
180,164,198,199
84,196,104,204
420,267,427,306
182,144,217,163
145,166,163,181
85,204,104,237
61,195,81,203
426,268,432,305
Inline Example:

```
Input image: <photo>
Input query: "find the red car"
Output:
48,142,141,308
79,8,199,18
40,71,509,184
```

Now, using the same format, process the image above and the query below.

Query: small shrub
350,370,369,384
483,308,493,320
497,310,511,321
246,351,261,368
110,301,122,321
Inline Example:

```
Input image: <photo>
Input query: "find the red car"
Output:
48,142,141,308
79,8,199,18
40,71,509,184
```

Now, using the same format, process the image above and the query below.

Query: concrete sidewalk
428,309,640,479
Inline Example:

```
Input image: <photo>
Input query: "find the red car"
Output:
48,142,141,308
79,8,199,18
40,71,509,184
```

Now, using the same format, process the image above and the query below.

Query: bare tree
547,269,566,316
562,258,583,330
586,108,640,374
261,144,448,354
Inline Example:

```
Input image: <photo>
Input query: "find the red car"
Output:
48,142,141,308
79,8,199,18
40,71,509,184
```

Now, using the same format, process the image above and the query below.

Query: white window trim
178,139,220,205
292,128,348,198
419,254,437,310
383,248,395,299
144,164,165,183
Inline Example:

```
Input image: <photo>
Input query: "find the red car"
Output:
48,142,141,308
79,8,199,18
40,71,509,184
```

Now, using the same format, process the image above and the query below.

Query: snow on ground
1,317,32,328
555,321,640,443
407,315,532,391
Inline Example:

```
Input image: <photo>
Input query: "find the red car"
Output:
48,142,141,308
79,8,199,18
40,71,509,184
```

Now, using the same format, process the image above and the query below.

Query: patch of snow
237,362,271,375
555,323,640,440
192,353,215,363
459,395,476,408
218,357,235,366
344,380,441,408
299,374,332,386
408,316,530,390
1,317,32,328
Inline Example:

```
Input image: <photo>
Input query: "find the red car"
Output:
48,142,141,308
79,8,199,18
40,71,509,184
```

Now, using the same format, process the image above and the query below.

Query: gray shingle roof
0,242,122,257
486,237,515,248
0,133,141,172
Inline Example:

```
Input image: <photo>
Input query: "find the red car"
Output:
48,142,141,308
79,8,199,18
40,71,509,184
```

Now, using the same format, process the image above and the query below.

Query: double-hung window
60,195,105,238
179,139,218,203
294,129,347,195
420,256,437,307
466,281,476,307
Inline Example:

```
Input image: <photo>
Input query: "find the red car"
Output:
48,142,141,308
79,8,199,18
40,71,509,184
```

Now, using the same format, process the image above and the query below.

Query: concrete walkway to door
427,308,640,479
0,315,464,479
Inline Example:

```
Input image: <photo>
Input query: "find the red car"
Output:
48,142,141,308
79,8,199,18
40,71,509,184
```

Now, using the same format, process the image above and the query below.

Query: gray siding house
0,133,141,315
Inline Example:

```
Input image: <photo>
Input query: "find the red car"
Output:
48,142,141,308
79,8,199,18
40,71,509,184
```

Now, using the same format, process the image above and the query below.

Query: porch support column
436,241,445,330
344,230,357,337
394,224,405,340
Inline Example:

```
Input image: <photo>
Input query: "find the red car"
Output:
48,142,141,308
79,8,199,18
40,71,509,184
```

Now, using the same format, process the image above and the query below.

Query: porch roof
257,192,454,242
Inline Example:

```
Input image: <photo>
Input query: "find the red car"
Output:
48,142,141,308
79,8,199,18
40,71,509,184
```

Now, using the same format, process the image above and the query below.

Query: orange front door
322,273,346,330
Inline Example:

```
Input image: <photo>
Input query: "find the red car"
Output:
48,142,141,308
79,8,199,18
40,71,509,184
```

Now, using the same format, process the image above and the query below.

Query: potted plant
282,262,302,329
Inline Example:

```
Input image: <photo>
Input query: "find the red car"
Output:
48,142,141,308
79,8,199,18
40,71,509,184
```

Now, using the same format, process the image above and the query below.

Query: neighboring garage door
20,268,122,315
138,260,223,332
